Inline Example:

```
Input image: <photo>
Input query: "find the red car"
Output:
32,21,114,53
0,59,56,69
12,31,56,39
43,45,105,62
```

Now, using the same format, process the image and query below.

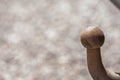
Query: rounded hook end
80,26,105,49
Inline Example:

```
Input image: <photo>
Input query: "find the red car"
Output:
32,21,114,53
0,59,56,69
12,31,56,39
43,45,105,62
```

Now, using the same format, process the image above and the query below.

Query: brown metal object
110,0,120,9
80,26,120,80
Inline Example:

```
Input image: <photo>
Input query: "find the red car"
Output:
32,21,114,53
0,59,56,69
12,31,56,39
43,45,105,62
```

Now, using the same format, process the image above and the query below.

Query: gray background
0,0,120,80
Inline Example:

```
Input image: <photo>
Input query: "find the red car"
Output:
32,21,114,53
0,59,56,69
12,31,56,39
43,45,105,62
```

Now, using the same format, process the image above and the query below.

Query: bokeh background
0,0,120,80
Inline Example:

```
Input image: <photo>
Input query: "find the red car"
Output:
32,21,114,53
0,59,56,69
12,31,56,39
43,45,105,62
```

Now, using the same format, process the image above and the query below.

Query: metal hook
80,26,120,80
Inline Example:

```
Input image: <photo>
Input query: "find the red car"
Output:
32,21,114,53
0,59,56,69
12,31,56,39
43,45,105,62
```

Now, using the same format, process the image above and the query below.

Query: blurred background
0,0,120,80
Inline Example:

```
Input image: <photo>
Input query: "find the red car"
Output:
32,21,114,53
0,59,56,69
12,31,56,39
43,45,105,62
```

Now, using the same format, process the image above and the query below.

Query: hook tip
80,26,105,49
